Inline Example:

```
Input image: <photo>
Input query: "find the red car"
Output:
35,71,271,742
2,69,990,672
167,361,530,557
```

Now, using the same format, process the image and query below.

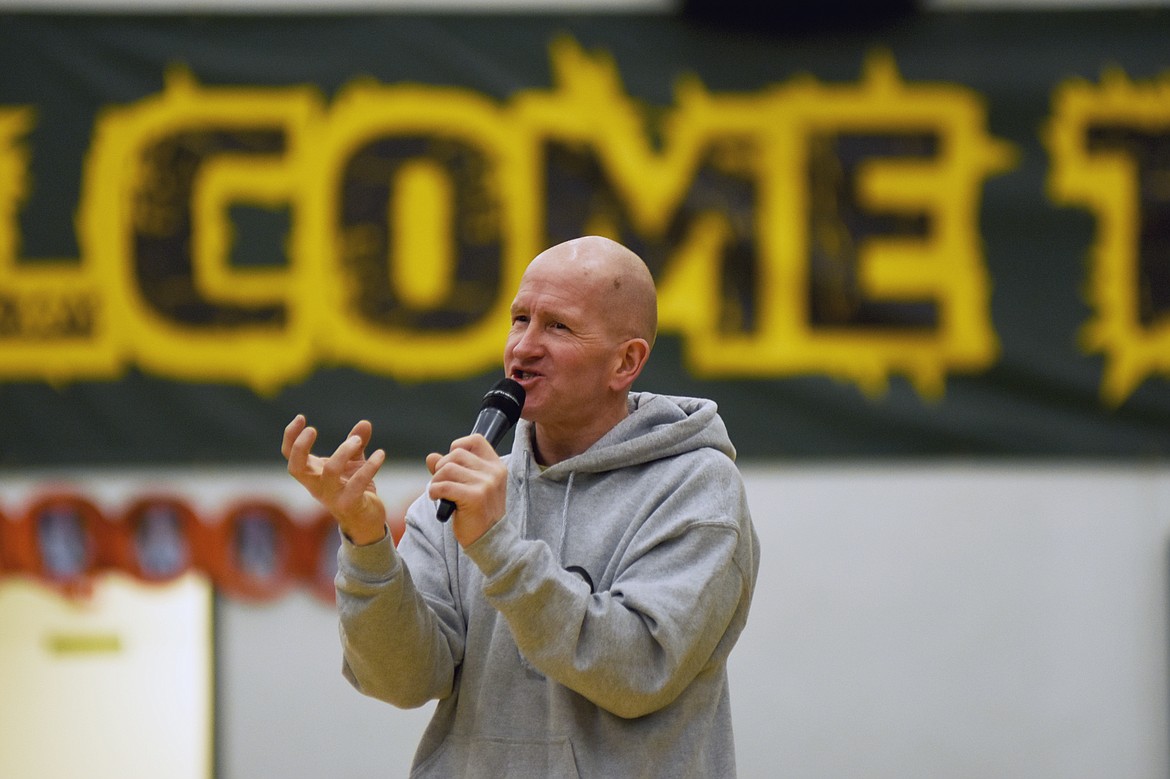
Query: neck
531,397,630,466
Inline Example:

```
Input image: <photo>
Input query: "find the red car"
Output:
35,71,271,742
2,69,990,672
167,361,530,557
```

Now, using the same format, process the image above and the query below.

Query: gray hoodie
336,392,760,777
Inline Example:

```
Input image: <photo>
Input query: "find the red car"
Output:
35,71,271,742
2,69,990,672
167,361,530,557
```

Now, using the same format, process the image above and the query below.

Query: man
282,236,759,777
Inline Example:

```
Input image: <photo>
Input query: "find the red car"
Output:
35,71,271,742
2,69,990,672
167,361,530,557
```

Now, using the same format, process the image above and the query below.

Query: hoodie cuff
462,514,522,582
337,527,401,583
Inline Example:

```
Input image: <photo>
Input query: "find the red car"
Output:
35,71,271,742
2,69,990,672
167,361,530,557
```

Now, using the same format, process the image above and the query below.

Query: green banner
1,9,1169,463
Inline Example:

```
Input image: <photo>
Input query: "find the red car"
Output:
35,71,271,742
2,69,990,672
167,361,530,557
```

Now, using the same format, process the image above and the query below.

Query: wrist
343,522,388,547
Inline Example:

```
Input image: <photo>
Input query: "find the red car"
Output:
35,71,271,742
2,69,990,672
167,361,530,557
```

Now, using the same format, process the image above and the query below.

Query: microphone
436,377,526,522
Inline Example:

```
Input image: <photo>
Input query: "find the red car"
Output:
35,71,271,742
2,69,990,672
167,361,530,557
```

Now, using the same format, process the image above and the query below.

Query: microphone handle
436,407,513,522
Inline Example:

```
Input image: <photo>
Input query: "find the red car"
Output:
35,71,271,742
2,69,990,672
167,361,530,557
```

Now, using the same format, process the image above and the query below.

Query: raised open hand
282,415,388,546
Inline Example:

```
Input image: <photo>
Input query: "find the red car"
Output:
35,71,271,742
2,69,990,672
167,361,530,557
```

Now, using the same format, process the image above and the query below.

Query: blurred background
2,0,1170,776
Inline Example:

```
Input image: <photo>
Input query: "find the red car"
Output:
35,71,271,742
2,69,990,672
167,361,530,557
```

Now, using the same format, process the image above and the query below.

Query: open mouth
511,369,539,381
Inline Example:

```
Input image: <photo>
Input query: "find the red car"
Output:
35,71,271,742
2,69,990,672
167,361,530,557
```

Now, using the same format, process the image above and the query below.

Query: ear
609,338,651,392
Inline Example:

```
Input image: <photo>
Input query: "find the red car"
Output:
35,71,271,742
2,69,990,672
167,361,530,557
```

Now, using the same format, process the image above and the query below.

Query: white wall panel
3,462,1169,777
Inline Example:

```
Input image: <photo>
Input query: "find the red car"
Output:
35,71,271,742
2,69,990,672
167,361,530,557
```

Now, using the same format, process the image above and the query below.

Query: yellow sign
0,40,1017,399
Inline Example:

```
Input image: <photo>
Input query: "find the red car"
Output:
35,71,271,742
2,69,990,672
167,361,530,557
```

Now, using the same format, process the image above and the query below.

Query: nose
509,323,543,360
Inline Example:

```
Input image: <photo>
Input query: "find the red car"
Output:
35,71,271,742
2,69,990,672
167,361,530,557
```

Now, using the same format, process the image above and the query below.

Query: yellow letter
1046,68,1170,405
80,67,322,394
308,81,530,380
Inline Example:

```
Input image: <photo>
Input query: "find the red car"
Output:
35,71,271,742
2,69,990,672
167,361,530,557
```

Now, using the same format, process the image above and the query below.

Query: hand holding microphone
431,378,525,525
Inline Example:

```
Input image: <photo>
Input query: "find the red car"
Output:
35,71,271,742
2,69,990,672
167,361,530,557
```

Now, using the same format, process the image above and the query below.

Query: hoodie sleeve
334,494,465,709
463,452,756,719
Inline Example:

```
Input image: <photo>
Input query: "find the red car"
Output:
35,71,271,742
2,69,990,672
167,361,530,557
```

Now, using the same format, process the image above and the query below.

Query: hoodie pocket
412,734,580,778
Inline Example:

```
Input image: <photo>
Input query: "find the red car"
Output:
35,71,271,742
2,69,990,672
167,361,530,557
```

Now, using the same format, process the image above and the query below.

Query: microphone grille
480,377,525,424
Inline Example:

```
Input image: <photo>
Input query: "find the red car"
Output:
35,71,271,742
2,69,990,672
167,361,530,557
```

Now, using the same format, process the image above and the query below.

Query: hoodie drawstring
555,471,575,564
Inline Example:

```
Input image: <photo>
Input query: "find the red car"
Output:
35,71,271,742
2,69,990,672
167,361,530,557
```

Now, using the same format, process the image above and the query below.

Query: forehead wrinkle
512,277,586,324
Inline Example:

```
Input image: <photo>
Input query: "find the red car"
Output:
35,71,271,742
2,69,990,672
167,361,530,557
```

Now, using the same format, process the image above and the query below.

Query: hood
510,392,736,480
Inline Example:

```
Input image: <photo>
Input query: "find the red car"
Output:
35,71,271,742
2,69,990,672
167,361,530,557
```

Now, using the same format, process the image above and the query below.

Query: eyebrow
510,300,582,327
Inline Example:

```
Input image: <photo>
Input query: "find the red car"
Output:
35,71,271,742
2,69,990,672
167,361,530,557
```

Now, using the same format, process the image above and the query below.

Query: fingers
347,419,373,448
454,433,495,457
282,416,371,462
338,448,385,510
283,417,376,498
321,433,367,488
427,437,503,506
281,414,307,460
427,439,481,487
283,417,391,543
285,422,319,482
326,447,387,542
427,437,508,546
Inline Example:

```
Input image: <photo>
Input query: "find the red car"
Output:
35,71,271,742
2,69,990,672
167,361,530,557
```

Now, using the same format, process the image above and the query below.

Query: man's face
503,253,619,432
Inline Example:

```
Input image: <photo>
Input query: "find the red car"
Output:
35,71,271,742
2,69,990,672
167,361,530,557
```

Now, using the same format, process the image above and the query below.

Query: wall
733,463,1170,778
9,462,1157,777
203,463,1170,777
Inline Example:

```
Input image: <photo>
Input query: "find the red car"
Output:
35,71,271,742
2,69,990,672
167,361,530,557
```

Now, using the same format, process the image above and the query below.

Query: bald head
527,236,658,348
507,236,657,461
